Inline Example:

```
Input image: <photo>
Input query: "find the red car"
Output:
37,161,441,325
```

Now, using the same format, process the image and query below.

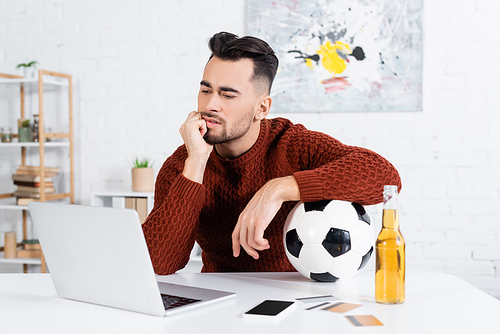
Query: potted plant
16,61,39,79
132,158,154,192
18,119,31,142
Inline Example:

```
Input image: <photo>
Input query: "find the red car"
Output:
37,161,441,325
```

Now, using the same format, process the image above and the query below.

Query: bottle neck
382,208,399,230
382,186,399,229
383,190,398,209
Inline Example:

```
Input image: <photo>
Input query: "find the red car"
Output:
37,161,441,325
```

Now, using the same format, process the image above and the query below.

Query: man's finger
247,225,269,251
195,119,208,137
254,224,269,247
185,110,198,121
242,244,259,260
240,226,259,260
232,226,241,257
246,223,256,248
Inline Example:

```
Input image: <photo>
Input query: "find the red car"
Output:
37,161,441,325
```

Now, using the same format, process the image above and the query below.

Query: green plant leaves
133,157,153,168
16,61,39,69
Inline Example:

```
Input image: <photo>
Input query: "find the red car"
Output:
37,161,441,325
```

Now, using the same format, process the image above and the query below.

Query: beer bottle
375,185,405,304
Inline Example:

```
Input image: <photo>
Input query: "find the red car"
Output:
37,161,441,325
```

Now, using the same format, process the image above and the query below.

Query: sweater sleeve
290,127,402,205
142,152,206,275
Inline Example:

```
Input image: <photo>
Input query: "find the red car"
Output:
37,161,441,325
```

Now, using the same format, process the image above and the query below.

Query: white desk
1,271,499,333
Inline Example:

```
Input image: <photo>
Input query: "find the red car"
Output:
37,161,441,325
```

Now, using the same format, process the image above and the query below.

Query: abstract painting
247,0,423,112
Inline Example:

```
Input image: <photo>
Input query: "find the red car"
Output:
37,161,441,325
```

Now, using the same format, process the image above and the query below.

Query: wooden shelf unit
0,70,75,273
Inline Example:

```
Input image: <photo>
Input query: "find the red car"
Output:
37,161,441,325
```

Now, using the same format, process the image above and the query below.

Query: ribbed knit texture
142,117,402,275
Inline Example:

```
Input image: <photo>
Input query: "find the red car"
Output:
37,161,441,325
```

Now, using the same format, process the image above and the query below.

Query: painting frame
247,0,423,113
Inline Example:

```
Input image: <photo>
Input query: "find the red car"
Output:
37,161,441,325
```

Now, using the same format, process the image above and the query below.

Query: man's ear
255,95,272,120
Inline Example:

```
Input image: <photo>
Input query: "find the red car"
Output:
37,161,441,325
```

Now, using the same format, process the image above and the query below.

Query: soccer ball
283,200,374,282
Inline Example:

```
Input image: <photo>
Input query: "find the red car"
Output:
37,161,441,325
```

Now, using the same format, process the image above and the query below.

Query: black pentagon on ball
285,229,303,258
310,272,340,282
304,200,330,212
322,228,351,257
351,202,371,225
358,246,374,270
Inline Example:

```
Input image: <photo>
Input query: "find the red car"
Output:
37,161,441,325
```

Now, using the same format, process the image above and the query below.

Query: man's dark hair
208,32,279,95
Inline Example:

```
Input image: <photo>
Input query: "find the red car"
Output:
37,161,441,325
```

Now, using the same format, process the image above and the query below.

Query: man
142,32,401,275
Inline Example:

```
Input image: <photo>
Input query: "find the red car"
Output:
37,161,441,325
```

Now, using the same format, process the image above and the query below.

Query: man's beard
202,111,254,145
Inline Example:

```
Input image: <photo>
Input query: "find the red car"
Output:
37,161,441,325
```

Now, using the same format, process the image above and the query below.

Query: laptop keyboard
161,293,201,310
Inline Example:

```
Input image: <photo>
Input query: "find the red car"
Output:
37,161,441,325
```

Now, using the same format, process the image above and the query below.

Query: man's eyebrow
219,86,240,94
200,80,212,88
200,80,240,94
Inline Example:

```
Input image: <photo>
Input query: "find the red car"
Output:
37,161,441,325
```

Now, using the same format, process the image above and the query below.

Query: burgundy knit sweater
142,117,401,275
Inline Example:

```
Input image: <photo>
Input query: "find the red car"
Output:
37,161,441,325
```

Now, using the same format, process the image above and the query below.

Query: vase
4,232,17,259
18,127,31,142
132,167,154,192
23,67,37,79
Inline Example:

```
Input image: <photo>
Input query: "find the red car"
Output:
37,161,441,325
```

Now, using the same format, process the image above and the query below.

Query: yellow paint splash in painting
316,41,352,75
305,58,314,69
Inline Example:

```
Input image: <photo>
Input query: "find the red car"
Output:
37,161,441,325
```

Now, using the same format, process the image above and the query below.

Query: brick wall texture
1,0,499,298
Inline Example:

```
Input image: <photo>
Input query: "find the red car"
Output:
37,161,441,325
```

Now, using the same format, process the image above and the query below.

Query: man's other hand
232,176,300,259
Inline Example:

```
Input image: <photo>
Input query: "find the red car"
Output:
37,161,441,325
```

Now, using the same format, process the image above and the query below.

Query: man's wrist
272,176,300,203
182,156,208,184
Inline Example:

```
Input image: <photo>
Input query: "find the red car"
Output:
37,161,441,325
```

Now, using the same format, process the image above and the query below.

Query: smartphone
243,300,295,318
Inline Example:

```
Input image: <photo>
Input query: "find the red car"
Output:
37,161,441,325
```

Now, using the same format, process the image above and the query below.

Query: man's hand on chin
179,110,213,184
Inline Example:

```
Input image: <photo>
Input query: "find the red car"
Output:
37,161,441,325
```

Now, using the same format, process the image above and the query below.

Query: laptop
28,202,235,317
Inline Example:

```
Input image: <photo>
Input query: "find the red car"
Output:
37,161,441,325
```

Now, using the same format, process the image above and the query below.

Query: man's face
197,57,262,145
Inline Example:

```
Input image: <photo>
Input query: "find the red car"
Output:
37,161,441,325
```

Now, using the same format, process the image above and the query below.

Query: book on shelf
9,166,60,204
15,165,59,177
14,189,55,198
17,249,42,258
15,170,58,177
16,198,39,206
11,174,53,183
13,181,54,188
15,171,58,177
17,165,60,173
23,239,41,251
15,185,55,193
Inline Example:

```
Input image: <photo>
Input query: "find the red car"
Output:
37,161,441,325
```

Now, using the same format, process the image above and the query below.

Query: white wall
1,0,499,298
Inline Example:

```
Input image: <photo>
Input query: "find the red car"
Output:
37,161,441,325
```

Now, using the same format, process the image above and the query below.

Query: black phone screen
245,300,295,316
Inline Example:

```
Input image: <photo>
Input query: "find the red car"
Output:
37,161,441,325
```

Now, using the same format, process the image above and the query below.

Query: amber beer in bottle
375,185,405,304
